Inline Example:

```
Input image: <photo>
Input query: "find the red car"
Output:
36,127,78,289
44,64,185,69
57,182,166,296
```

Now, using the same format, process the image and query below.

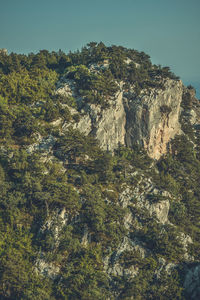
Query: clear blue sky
0,0,200,83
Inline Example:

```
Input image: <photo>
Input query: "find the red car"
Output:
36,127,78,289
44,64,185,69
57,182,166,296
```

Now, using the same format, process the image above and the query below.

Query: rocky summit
0,43,200,299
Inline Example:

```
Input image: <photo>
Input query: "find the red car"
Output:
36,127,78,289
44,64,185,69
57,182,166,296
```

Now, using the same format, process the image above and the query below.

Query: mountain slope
0,43,200,299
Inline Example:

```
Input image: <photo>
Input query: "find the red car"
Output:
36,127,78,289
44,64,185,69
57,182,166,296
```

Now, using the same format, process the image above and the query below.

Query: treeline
0,42,179,109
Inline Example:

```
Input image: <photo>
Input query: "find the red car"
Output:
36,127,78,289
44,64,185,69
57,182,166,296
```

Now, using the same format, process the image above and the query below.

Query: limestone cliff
60,82,127,152
59,78,183,159
125,79,183,159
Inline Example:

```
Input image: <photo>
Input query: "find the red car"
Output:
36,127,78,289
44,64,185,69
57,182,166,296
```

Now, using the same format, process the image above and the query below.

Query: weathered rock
61,86,126,152
58,78,184,159
179,232,193,261
0,48,8,55
125,79,183,159
104,237,147,279
40,207,69,245
91,91,126,152
56,79,76,98
35,256,60,280
72,113,92,136
156,257,176,279
119,186,133,208
80,90,126,152
35,208,69,279
144,199,170,224
27,134,56,154
119,178,170,224
81,224,92,246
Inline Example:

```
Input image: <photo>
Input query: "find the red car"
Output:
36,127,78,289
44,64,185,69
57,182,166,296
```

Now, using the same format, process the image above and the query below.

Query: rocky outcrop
59,78,183,159
27,134,56,155
89,90,126,152
0,48,8,55
35,256,60,280
125,79,183,159
35,208,69,279
142,199,170,224
104,236,147,279
119,176,171,224
61,87,127,152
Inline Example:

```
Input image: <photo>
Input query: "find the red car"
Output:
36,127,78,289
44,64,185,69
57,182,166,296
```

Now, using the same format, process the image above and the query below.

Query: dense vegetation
0,43,199,299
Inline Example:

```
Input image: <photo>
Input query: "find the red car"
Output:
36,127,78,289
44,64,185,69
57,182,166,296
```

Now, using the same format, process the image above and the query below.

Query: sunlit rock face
59,78,183,159
61,86,127,152
84,90,126,152
125,79,183,159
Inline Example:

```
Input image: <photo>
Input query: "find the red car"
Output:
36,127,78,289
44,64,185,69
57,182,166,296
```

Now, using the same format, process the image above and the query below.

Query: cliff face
125,79,183,159
60,82,127,152
60,78,183,159
83,89,126,152
35,79,200,298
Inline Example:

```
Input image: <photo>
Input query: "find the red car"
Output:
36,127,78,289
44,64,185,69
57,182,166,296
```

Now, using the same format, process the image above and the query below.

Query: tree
0,225,52,299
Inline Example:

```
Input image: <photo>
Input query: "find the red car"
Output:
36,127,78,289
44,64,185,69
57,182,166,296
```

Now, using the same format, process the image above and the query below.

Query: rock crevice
125,79,183,159
60,78,184,159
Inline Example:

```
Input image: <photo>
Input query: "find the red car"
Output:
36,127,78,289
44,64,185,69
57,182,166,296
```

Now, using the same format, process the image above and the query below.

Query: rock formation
125,79,183,159
59,78,183,159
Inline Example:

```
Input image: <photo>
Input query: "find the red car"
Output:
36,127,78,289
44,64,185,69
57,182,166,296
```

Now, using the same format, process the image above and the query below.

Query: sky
0,0,200,88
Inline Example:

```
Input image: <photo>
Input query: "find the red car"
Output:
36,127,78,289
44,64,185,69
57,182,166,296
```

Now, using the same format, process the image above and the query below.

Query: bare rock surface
125,79,183,159
60,78,183,159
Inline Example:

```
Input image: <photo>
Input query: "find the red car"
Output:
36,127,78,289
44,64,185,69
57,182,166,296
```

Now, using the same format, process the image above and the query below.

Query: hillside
0,43,200,299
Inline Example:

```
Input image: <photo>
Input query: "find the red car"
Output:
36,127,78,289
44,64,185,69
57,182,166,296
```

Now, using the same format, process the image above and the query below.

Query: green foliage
139,222,185,261
119,262,184,300
119,249,144,268
0,44,198,299
181,90,193,109
156,134,200,260
54,128,100,161
160,104,172,114
81,185,126,247
56,246,110,300
0,97,15,141
116,144,153,170
0,69,58,105
65,64,118,108
0,224,52,299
